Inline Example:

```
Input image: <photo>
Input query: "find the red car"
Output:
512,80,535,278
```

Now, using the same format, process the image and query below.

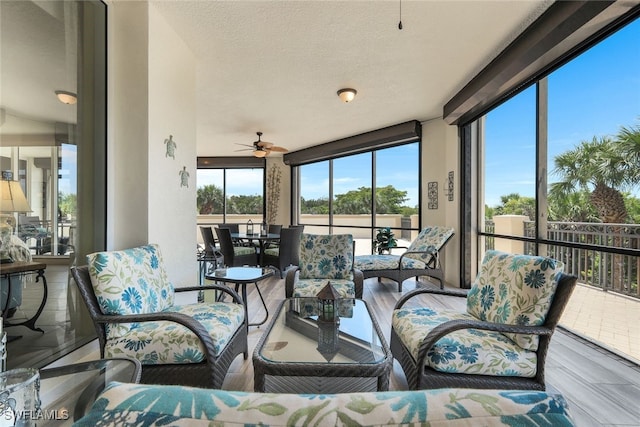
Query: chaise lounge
354,226,454,292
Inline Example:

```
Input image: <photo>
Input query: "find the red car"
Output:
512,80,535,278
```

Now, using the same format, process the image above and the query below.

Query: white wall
421,118,460,286
108,1,149,249
147,5,197,285
108,1,197,286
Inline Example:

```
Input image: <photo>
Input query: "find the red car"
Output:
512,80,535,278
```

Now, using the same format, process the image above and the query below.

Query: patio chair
285,233,364,299
215,226,258,266
262,226,303,278
71,244,248,389
390,250,577,390
198,226,224,283
354,225,454,292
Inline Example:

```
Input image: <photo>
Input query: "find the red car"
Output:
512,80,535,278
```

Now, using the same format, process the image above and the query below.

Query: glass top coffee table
253,298,391,393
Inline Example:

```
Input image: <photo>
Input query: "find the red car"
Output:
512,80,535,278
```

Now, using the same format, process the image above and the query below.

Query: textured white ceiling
1,1,552,157
152,0,552,157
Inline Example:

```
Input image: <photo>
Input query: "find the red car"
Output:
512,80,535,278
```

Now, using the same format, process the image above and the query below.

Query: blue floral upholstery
354,254,427,270
404,226,454,263
466,250,564,350
75,382,576,426
87,244,175,315
290,233,360,298
86,244,245,365
299,233,354,280
291,278,355,299
354,226,454,292
391,250,565,377
392,307,537,377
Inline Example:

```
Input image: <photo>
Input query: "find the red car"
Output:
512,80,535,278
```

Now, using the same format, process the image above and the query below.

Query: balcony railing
486,219,640,299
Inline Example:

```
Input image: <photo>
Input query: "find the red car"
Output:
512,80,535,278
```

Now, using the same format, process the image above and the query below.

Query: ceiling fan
235,132,288,157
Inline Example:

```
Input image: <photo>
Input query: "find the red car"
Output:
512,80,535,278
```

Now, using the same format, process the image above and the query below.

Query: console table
0,261,48,335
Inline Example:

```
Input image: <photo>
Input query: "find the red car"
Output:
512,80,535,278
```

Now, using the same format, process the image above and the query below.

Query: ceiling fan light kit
337,88,357,103
234,132,288,157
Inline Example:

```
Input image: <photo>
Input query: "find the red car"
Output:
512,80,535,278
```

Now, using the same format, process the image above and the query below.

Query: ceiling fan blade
235,143,255,148
234,147,254,152
269,146,288,153
257,141,274,149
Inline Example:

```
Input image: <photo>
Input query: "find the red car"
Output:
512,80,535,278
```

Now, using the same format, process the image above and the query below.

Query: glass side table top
39,358,141,425
207,266,274,283
257,298,387,365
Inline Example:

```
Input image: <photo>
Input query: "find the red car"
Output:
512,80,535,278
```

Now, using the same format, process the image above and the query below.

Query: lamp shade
0,180,31,213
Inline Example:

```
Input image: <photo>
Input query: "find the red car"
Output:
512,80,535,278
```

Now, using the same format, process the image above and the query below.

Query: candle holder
316,282,339,322
246,219,254,235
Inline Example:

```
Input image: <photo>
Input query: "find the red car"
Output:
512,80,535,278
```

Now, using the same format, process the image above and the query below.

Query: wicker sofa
73,381,576,426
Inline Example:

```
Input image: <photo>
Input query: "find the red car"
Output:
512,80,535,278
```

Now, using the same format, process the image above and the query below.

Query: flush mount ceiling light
337,88,357,103
55,90,77,105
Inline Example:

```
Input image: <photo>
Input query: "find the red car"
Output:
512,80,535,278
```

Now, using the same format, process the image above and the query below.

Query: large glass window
196,167,265,228
296,142,420,256
299,161,329,234
0,0,106,369
473,17,639,361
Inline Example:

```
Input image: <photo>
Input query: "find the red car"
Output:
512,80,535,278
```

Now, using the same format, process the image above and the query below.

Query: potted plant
372,227,397,254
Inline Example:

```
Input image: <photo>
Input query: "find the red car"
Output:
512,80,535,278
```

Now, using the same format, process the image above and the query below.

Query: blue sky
484,18,640,206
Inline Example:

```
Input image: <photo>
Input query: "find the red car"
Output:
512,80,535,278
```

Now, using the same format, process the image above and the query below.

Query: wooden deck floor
223,274,640,427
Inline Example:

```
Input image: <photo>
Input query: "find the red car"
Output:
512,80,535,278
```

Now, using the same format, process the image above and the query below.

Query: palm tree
551,122,640,291
197,184,224,214
550,136,631,224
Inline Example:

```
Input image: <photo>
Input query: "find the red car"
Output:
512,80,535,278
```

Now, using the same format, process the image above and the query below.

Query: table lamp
0,171,32,263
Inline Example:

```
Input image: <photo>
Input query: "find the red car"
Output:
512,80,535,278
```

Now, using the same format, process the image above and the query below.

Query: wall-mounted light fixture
337,88,357,103
55,90,77,105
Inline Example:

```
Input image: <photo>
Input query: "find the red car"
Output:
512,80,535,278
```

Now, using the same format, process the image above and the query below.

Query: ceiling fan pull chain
398,0,403,30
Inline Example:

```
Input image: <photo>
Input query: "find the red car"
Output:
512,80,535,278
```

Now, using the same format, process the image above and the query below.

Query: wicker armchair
71,244,248,389
285,233,363,299
391,250,577,390
354,226,454,292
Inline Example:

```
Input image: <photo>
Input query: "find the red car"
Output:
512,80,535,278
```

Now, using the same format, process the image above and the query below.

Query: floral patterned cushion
298,234,354,280
87,244,175,316
466,250,564,350
354,254,427,271
76,382,576,426
104,302,245,364
404,226,454,263
393,307,537,377
292,278,356,299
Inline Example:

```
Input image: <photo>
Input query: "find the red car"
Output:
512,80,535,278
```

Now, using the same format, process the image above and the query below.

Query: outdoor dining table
231,232,280,266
